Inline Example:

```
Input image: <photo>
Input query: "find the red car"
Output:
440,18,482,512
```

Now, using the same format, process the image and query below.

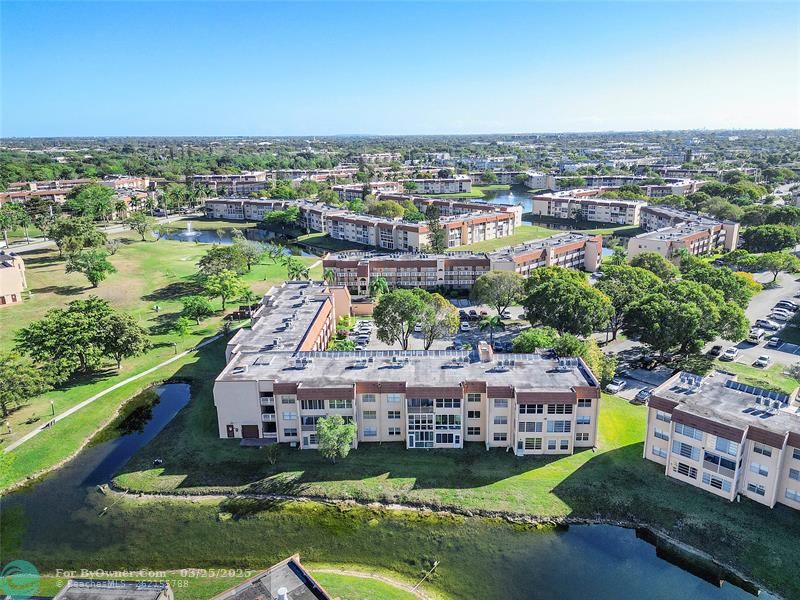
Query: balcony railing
703,460,735,480
301,424,317,432
261,413,276,422
259,397,275,406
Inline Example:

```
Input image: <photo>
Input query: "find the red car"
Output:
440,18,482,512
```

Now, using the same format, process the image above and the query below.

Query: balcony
261,413,276,422
301,424,317,432
259,397,275,406
703,460,735,480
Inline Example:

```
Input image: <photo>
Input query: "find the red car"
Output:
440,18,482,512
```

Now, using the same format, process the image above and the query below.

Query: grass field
451,224,554,252
159,217,260,231
713,359,798,394
422,184,511,199
0,231,318,490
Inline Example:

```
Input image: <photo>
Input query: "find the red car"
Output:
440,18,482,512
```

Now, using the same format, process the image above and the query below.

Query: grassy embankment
450,224,554,252
0,229,319,491
423,184,511,199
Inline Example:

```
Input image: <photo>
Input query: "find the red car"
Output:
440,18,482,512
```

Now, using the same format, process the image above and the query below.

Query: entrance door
241,425,260,439
226,425,235,438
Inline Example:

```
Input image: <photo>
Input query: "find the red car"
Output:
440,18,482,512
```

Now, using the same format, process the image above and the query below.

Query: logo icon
0,560,40,599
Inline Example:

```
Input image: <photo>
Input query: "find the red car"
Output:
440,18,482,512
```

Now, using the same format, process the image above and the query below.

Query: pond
159,223,316,257
0,384,776,600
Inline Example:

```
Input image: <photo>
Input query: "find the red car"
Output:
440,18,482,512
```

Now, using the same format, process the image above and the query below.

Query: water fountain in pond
183,222,200,237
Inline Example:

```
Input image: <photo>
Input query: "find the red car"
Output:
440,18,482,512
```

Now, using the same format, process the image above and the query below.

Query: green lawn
422,184,511,198
0,231,318,490
111,373,800,598
713,359,797,394
451,224,554,252
160,217,260,231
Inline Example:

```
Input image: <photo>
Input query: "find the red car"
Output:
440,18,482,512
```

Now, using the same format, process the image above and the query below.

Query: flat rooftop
655,371,800,437
219,347,597,392
53,580,170,600
487,232,593,260
212,557,329,600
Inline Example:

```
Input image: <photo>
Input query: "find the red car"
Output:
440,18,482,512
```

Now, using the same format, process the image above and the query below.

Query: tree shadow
147,313,182,336
142,280,204,302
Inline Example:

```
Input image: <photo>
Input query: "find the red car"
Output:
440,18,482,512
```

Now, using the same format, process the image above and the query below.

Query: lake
0,384,775,600
159,224,316,256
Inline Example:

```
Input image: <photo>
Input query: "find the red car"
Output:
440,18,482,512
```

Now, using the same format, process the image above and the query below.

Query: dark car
468,309,479,321
459,310,470,321
708,345,723,357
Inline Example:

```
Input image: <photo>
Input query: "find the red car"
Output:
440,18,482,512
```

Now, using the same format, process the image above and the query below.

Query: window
283,428,298,437
494,416,508,425
547,440,557,450
654,428,669,441
674,462,698,479
786,488,800,502
576,432,590,442
301,400,324,410
651,446,668,459
576,416,591,425
436,414,461,429
750,463,769,477
387,394,402,403
525,437,542,450
281,396,295,404
283,412,297,421
467,393,481,403
435,398,461,409
790,469,800,482
494,399,509,409
674,422,703,441
753,443,772,457
363,427,378,437
578,399,593,408
715,437,739,457
467,411,481,419
547,404,573,415
307,434,318,445
547,420,571,433
519,404,543,414
388,427,401,436
656,410,671,423
747,482,766,496
702,472,731,492
436,433,455,444
672,440,700,461
560,439,570,450
519,422,543,433
361,394,376,403
794,448,800,461
329,399,353,410
408,398,434,409
467,426,481,436
703,452,736,473
493,433,507,442
387,410,401,420
363,410,376,420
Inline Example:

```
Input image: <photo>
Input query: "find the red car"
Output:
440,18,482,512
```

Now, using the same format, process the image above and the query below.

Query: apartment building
321,232,602,294
186,171,270,194
214,281,601,453
531,191,645,226
525,171,555,190
644,371,800,511
100,175,151,191
402,176,472,194
358,152,402,164
469,171,525,186
53,580,174,600
332,181,402,201
0,251,26,306
381,194,524,226
7,178,93,192
212,555,333,600
628,205,739,261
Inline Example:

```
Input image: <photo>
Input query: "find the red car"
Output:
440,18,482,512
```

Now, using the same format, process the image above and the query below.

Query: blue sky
2,1,798,136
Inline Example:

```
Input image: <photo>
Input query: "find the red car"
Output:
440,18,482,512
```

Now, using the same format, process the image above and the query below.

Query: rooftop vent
231,366,247,375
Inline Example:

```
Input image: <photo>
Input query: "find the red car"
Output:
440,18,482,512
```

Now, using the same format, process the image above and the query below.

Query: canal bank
0,383,785,600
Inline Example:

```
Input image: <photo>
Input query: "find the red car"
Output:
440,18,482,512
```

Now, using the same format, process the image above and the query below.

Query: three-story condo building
214,281,601,454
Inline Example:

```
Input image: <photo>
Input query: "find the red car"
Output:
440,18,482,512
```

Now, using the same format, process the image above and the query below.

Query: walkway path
3,333,223,454
312,567,435,600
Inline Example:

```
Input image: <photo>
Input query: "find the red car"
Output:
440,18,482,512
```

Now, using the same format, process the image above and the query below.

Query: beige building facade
0,251,26,306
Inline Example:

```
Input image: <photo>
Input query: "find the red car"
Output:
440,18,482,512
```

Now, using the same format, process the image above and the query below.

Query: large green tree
47,217,107,258
596,265,664,339
373,289,426,350
316,414,357,463
522,267,613,336
182,295,215,324
752,252,800,283
126,212,155,241
679,255,756,308
203,270,248,310
742,224,798,253
0,352,51,417
103,312,150,369
66,249,117,288
65,183,116,221
512,327,559,353
470,271,524,316
198,245,247,276
629,252,679,281
425,205,447,253
413,290,459,350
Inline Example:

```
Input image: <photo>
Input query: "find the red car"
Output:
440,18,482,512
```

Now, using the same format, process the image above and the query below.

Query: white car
606,378,627,394
720,347,739,361
754,319,780,331
754,355,770,368
414,323,423,333
770,312,790,322
772,307,793,317
460,322,471,332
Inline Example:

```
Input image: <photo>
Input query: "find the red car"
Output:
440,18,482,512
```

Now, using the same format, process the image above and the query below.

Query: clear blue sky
2,1,798,136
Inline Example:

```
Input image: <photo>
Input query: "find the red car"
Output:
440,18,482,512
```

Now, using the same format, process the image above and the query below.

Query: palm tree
286,257,309,280
323,268,337,285
478,315,505,346
368,276,389,300
239,289,259,316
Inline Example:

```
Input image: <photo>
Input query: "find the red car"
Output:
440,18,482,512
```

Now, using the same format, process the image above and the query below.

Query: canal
0,384,775,600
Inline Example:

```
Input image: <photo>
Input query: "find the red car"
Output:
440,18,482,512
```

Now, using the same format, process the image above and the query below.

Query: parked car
468,309,479,321
755,319,781,331
637,355,658,370
747,328,766,344
633,388,652,404
775,300,799,311
767,337,782,348
770,312,790,322
479,310,488,317
500,310,511,319
354,345,365,351
606,378,627,394
414,323,423,333
459,310,470,321
708,345,723,357
460,322,472,332
754,355,770,368
720,347,739,361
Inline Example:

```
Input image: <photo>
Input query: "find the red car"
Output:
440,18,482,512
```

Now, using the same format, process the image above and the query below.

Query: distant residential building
358,152,402,164
0,251,26,306
214,281,601,453
402,175,472,195
332,181,402,201
644,371,800,511
53,579,173,600
525,171,555,190
628,205,739,261
187,171,270,194
531,190,645,226
211,554,333,600
322,232,602,294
